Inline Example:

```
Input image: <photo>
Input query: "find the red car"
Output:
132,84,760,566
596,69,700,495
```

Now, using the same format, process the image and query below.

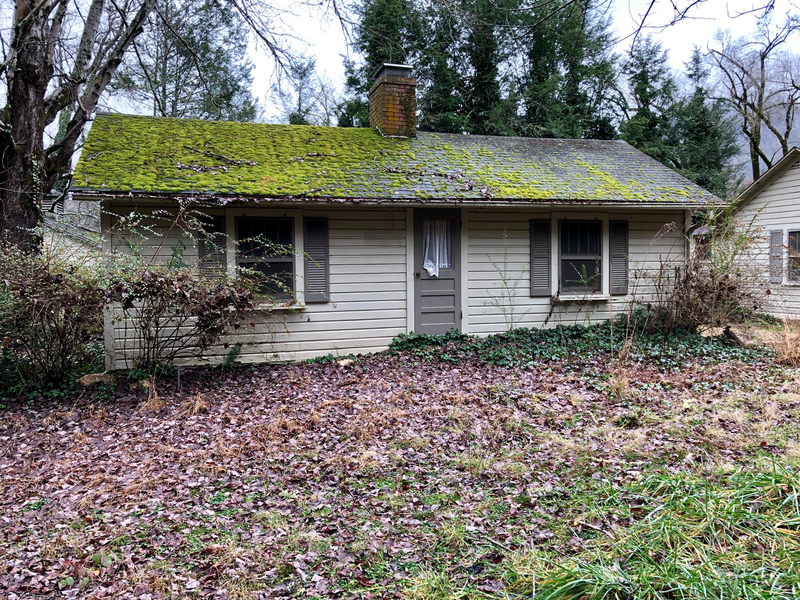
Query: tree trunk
0,6,50,251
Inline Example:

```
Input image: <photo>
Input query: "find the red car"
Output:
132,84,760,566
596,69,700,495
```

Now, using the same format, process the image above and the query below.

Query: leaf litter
0,340,798,599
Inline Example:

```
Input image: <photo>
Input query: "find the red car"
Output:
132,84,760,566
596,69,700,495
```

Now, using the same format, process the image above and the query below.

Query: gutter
69,190,718,210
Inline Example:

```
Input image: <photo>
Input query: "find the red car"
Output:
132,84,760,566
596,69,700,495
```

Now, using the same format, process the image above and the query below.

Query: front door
414,209,461,334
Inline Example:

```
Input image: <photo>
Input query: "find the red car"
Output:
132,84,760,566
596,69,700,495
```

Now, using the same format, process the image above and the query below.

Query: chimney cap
373,63,413,81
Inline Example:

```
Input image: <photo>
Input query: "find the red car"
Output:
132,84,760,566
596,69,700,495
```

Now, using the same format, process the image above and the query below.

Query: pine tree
416,3,469,133
518,0,617,139
669,48,739,197
112,0,257,121
337,0,422,128
619,36,676,163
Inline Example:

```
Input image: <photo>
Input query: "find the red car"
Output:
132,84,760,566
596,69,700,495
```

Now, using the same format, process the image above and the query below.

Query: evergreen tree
337,0,422,127
416,3,469,133
113,0,257,121
669,48,739,197
518,0,617,139
619,36,676,163
462,0,507,134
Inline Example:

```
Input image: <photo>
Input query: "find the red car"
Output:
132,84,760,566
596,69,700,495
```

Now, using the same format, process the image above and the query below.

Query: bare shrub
106,267,256,373
0,246,104,389
643,206,767,334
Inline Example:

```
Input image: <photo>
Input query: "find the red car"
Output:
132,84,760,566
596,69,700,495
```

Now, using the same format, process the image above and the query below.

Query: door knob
415,272,421,277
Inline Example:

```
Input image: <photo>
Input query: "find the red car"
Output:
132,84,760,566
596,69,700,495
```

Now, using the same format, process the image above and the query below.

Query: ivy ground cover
1,328,799,599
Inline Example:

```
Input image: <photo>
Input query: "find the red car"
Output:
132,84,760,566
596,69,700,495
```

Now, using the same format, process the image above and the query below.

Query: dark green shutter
770,230,783,283
304,217,329,303
530,219,551,297
610,220,629,295
198,215,227,279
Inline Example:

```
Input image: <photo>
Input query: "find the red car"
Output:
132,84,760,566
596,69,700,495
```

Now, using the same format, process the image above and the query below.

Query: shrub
0,247,104,391
106,267,256,373
643,207,767,334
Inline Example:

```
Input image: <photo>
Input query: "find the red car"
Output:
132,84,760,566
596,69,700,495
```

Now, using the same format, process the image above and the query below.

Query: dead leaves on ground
0,352,798,598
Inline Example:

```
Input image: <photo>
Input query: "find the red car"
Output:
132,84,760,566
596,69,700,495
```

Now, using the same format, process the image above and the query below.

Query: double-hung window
236,217,294,298
530,217,628,297
788,231,800,282
559,220,602,293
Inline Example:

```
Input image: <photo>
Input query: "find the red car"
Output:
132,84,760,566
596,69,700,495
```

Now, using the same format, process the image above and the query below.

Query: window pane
422,219,453,277
589,223,600,254
561,258,602,292
242,261,294,297
561,221,601,257
238,218,293,258
790,231,800,253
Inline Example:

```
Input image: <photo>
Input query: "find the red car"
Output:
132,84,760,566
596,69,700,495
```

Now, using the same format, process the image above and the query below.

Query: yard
1,322,799,599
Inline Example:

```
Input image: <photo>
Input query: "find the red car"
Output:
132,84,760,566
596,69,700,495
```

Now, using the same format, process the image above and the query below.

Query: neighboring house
71,64,717,369
734,147,800,317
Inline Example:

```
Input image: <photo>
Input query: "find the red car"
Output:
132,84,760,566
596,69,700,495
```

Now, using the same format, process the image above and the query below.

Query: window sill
254,301,305,312
555,293,611,303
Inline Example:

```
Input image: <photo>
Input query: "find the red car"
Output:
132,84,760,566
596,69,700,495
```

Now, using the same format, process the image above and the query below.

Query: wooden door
414,209,461,334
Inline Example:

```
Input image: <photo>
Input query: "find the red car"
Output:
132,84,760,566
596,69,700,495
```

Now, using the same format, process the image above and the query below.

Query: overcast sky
252,0,798,118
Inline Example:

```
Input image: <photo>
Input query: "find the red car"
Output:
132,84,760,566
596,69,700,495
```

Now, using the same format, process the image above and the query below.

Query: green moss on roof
72,113,717,204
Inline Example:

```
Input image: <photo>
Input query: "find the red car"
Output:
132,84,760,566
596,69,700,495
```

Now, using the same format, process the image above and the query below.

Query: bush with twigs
642,206,767,334
0,245,105,392
105,266,256,374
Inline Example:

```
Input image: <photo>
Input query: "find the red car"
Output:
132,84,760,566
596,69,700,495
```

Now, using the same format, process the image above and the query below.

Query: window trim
549,212,610,298
227,210,305,304
558,219,603,294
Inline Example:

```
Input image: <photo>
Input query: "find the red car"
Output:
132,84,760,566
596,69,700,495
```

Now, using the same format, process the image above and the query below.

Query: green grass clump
505,464,800,599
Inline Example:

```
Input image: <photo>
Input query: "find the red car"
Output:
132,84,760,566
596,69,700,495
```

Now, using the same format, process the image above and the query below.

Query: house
733,147,800,317
71,64,717,369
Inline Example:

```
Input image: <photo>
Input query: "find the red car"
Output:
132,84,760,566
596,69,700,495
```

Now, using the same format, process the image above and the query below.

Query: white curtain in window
422,219,452,277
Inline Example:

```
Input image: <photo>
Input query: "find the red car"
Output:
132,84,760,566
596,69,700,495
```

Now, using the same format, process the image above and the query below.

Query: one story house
733,147,800,318
71,64,717,369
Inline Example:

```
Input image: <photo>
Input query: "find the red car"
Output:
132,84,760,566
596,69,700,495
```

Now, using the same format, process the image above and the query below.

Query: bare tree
0,0,341,251
270,57,342,126
708,15,800,181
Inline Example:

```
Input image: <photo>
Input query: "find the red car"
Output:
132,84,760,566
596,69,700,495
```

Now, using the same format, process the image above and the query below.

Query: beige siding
102,202,686,367
104,205,409,368
736,161,800,317
466,208,686,335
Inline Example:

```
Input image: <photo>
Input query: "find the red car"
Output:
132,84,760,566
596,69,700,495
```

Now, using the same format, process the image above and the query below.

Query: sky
250,0,798,117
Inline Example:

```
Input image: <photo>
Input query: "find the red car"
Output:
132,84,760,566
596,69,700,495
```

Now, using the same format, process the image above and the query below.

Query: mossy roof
72,113,717,204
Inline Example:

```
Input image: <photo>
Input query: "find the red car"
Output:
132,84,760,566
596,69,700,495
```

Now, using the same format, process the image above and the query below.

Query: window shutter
610,220,629,295
530,219,551,297
304,217,329,302
770,230,783,283
198,215,227,279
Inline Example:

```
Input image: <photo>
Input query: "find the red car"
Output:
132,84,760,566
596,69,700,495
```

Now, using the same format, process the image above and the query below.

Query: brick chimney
368,64,417,137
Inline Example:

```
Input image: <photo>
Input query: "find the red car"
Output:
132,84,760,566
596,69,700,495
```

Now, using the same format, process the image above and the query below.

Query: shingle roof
71,113,718,205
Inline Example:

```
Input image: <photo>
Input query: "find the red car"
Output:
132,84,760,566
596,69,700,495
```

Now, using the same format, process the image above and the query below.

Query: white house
733,147,800,318
70,65,718,368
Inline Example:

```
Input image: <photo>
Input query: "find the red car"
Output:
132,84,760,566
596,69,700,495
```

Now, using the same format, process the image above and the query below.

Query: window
560,220,602,293
197,215,227,279
236,217,294,298
529,217,628,297
422,219,453,277
789,231,800,282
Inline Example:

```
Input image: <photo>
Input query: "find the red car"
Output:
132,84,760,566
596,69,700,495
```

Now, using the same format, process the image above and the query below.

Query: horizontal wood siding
103,202,686,367
467,209,686,335
736,162,800,317
105,204,408,367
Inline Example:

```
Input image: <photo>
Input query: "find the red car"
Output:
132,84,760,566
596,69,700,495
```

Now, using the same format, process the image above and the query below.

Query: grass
502,463,800,600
